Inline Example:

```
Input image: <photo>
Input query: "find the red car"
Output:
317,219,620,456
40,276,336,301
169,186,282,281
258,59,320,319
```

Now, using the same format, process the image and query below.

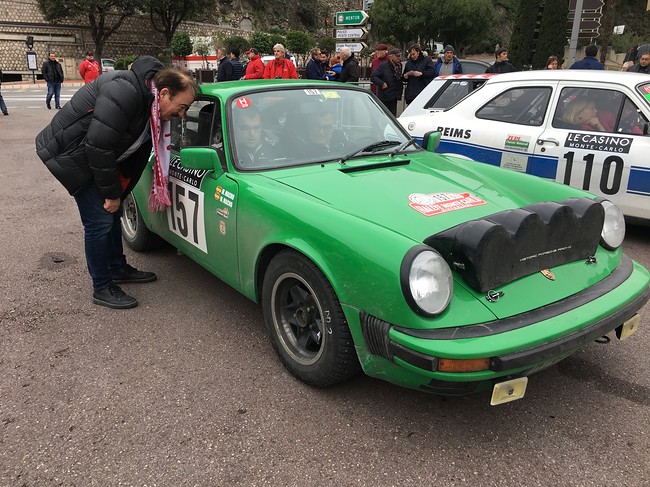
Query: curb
2,81,84,90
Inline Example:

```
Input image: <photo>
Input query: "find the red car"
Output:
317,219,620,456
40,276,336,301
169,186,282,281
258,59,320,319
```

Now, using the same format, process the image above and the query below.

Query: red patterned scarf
148,80,172,212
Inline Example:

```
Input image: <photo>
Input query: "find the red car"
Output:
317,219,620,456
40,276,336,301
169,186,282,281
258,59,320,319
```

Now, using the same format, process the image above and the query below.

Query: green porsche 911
121,80,649,405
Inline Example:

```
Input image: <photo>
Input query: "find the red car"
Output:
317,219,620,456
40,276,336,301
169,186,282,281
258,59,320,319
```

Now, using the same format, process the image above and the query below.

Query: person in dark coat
402,44,435,104
0,68,8,115
42,52,65,109
370,48,404,115
35,56,197,309
339,47,360,83
305,48,326,80
216,48,232,81
229,48,245,80
627,52,650,74
569,44,605,70
486,47,517,74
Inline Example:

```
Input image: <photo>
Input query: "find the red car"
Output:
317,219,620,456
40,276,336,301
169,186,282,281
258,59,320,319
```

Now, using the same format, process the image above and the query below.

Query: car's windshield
229,87,415,170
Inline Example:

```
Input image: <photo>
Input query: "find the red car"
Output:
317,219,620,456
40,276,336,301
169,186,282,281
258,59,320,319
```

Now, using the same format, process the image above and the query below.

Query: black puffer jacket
370,60,403,102
35,56,163,199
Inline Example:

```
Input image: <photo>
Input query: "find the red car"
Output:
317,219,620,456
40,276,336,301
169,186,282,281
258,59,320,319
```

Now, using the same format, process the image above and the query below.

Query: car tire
262,250,361,387
121,193,163,251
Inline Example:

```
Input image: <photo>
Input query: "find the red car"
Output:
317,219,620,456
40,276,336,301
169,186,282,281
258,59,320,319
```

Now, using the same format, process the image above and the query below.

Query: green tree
286,31,314,64
532,0,569,68
368,0,420,50
36,0,145,59
222,35,250,53
250,32,274,55
171,32,193,58
509,0,541,69
148,0,217,49
316,36,336,56
436,0,497,54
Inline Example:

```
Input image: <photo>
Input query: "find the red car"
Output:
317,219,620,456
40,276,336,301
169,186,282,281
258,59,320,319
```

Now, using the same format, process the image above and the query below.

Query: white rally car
399,70,650,223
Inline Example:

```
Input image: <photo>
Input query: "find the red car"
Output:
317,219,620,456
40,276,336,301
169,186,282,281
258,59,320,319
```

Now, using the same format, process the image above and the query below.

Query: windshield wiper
389,138,421,158
338,140,401,165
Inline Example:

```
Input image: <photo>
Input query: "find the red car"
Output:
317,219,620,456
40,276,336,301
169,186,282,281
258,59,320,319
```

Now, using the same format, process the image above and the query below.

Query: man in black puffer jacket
36,56,197,309
371,49,404,116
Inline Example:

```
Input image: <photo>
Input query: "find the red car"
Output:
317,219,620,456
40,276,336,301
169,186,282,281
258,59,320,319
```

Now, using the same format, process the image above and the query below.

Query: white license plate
490,377,528,406
618,314,641,341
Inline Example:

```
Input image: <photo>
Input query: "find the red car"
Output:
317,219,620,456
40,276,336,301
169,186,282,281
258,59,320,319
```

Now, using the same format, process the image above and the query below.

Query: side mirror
422,131,441,152
644,122,649,136
179,147,225,173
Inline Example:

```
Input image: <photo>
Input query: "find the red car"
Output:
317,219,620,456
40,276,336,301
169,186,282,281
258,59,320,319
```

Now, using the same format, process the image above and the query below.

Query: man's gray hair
340,46,351,58
273,43,286,53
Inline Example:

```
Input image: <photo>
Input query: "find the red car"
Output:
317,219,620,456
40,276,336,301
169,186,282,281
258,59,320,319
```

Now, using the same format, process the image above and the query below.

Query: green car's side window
171,100,222,151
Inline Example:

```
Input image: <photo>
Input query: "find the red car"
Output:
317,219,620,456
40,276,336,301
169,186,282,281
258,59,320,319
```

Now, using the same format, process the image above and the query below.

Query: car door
435,84,554,176
165,99,241,288
532,83,650,219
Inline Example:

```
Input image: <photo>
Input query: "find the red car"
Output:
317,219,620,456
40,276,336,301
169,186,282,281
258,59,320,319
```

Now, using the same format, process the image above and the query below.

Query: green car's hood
268,153,585,242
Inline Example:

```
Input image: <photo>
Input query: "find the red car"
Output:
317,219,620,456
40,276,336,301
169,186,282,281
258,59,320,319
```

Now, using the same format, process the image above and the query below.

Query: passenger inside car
561,97,613,132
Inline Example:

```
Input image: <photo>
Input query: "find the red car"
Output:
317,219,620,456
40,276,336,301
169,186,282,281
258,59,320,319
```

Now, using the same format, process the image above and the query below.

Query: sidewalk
2,80,84,90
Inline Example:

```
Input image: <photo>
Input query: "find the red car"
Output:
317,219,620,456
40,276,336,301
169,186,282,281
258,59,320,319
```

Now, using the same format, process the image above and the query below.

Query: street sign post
335,28,368,40
335,10,369,26
335,42,368,53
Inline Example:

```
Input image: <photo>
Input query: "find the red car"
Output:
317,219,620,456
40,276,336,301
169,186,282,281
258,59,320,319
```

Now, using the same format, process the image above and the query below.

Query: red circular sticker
236,97,252,109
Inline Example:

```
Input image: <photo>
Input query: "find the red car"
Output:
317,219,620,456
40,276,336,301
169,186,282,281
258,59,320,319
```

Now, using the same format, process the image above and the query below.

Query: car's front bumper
346,254,650,395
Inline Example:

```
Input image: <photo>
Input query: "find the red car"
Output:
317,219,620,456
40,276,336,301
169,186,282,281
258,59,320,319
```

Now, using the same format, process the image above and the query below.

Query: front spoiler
360,254,649,375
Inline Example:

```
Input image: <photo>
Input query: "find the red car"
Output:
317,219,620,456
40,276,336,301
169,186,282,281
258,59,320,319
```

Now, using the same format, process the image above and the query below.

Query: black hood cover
425,198,605,293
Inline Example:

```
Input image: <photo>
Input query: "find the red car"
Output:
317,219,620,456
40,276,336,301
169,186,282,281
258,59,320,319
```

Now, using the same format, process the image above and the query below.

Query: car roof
198,79,364,99
475,69,650,85
436,73,496,80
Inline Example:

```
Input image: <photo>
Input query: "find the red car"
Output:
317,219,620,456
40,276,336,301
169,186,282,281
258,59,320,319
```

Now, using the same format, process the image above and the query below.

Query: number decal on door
167,179,207,253
561,152,624,195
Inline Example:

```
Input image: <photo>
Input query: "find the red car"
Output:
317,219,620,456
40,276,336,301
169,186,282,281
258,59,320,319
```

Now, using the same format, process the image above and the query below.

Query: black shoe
46,102,51,109
111,264,157,284
2,112,7,116
92,283,138,309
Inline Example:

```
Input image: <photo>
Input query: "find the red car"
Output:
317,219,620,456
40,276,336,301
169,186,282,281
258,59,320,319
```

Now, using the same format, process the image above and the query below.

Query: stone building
0,0,355,81
0,0,253,81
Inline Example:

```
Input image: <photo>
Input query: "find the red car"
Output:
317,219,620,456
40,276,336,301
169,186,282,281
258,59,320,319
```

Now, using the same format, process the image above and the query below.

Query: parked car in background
457,58,491,74
120,79,649,405
100,58,115,73
399,70,650,223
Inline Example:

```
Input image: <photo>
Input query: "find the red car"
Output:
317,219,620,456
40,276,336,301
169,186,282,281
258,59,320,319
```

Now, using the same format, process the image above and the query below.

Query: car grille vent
360,311,392,359
339,160,410,173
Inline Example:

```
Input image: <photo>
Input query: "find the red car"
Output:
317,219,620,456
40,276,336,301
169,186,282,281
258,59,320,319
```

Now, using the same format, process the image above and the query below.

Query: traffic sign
335,28,368,40
335,10,369,26
335,42,368,53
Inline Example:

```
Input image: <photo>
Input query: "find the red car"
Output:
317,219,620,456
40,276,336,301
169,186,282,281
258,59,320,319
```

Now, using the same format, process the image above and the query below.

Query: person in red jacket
370,43,389,94
243,48,264,79
79,50,101,84
263,44,298,79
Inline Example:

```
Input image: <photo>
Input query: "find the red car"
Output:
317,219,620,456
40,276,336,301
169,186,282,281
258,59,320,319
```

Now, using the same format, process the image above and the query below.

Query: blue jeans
46,81,62,108
73,185,126,291
0,92,7,114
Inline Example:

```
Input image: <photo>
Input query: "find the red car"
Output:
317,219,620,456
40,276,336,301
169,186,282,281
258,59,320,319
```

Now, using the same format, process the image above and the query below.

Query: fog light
438,357,490,372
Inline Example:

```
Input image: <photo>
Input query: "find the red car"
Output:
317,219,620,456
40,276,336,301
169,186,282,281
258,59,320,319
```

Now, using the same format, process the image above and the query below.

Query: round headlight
401,248,453,316
600,200,625,250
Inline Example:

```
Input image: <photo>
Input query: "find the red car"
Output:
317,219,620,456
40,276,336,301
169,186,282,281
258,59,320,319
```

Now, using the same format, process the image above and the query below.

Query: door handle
536,138,559,146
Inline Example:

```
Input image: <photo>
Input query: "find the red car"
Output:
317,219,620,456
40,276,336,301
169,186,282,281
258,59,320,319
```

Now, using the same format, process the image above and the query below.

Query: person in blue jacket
305,48,326,80
569,44,605,70
435,45,463,77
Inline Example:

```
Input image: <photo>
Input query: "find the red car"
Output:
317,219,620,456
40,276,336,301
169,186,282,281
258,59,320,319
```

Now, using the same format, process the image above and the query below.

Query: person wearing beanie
243,48,264,79
486,47,517,73
435,45,463,77
370,43,389,94
79,50,101,84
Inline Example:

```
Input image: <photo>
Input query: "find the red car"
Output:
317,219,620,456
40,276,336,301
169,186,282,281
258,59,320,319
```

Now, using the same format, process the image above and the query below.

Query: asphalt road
1,86,650,487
